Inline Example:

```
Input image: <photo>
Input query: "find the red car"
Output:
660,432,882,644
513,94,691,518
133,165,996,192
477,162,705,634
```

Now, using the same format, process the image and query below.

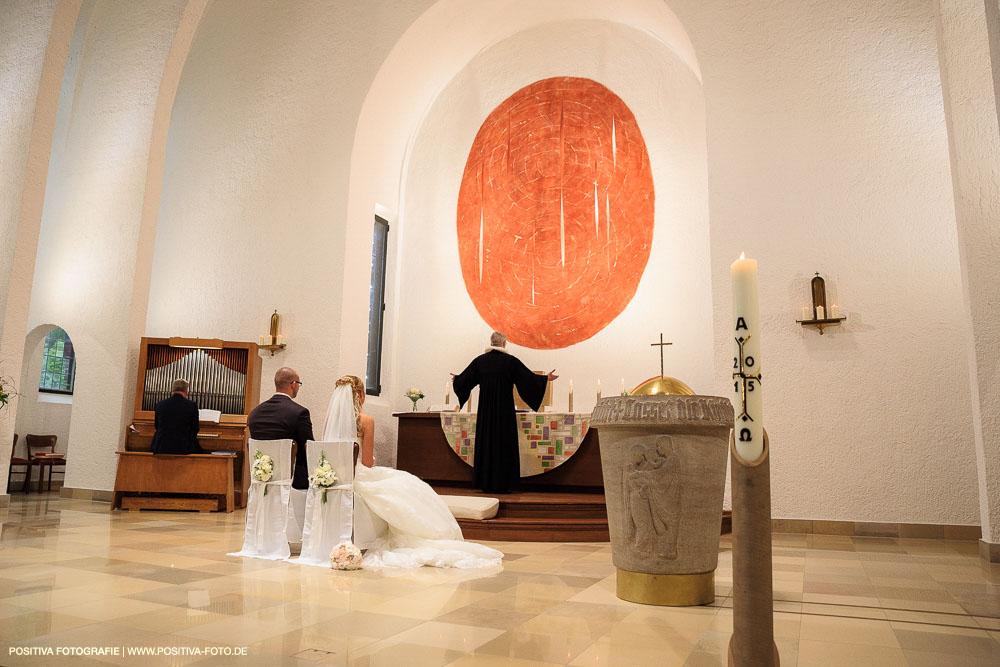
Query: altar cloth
439,412,590,476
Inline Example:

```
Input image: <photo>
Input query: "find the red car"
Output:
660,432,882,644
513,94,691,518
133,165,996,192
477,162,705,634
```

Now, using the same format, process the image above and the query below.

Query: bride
323,375,503,569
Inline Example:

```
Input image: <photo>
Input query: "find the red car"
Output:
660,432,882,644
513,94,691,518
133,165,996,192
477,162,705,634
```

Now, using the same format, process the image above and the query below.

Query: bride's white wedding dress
323,384,502,570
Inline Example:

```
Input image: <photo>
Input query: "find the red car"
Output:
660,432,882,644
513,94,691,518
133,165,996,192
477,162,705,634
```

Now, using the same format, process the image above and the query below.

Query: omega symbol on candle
732,318,763,441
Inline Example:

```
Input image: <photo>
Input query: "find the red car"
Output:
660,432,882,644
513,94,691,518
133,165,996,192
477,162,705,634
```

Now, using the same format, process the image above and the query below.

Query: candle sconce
258,310,287,356
795,273,846,335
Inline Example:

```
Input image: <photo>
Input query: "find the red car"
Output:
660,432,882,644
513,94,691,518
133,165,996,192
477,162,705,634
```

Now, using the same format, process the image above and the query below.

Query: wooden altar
396,411,607,541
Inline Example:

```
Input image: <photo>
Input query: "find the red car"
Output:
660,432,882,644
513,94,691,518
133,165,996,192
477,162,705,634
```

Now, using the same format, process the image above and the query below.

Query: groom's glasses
292,381,303,386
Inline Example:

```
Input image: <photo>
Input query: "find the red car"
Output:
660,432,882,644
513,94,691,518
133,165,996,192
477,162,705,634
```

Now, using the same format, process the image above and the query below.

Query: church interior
1,0,999,665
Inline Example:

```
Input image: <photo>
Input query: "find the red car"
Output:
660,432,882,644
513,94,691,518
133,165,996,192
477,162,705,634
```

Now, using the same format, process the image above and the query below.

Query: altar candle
801,306,810,321
597,379,602,400
445,381,450,405
731,252,764,461
830,304,839,318
568,379,574,412
816,305,825,320
620,377,625,396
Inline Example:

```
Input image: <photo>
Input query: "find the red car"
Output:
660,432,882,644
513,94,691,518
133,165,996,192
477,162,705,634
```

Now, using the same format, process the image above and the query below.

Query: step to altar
434,485,732,543
433,486,609,542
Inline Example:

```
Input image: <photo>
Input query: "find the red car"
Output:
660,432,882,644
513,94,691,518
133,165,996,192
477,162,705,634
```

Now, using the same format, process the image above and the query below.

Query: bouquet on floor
251,449,274,496
330,541,363,570
309,451,338,504
404,387,425,412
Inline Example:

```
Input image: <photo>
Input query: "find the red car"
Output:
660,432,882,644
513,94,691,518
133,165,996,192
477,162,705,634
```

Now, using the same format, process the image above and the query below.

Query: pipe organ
124,337,263,508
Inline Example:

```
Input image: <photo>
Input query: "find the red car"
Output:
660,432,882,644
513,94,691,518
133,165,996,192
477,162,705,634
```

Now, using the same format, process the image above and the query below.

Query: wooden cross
651,333,673,378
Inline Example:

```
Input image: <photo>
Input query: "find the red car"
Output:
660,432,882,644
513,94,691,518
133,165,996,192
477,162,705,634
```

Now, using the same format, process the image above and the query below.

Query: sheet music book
199,409,222,423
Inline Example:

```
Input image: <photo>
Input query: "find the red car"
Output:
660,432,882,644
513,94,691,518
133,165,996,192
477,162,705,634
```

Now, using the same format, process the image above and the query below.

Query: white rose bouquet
252,449,274,496
330,541,363,570
404,387,425,412
309,451,338,503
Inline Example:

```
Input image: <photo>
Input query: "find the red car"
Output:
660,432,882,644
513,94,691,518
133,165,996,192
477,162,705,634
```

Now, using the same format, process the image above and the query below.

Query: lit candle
731,252,764,461
568,379,574,412
816,305,825,320
620,378,625,396
800,306,810,321
597,379,602,400
830,304,839,318
445,381,450,405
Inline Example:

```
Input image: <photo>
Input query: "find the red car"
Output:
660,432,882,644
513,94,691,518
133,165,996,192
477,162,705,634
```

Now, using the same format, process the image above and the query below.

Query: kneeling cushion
439,495,499,520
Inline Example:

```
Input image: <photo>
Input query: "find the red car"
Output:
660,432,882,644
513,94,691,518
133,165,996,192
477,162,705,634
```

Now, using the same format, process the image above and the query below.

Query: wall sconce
795,273,846,335
258,310,287,356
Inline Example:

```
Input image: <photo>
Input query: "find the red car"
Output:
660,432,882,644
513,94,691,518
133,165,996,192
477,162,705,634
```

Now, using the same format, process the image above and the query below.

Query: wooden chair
7,434,31,493
25,434,66,493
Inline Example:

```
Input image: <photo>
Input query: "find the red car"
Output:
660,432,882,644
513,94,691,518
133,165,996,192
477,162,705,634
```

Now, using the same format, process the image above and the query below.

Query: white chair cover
290,441,356,567
287,488,306,544
229,439,294,560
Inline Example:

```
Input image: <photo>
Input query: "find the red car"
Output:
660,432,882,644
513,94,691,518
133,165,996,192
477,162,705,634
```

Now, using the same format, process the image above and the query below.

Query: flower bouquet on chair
309,451,338,503
251,449,274,496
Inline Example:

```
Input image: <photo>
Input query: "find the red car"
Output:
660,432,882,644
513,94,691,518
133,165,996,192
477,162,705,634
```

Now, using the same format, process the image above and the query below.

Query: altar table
394,412,604,491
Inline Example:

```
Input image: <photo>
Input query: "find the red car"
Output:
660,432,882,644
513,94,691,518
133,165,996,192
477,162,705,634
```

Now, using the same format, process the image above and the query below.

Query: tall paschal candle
731,253,763,461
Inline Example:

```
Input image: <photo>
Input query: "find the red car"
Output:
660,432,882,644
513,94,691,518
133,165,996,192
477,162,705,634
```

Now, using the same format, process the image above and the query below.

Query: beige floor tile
799,615,899,647
975,615,1000,630
476,629,595,663
798,602,886,619
882,608,982,628
11,587,109,611
569,630,698,666
381,620,505,651
55,596,172,621
0,610,95,641
445,654,563,667
797,639,907,666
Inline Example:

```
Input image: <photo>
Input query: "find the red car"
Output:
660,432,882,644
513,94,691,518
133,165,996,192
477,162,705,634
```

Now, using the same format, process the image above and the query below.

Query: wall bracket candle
795,273,846,335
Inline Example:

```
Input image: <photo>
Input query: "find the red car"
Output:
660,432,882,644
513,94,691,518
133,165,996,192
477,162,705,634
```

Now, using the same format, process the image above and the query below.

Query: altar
394,411,604,491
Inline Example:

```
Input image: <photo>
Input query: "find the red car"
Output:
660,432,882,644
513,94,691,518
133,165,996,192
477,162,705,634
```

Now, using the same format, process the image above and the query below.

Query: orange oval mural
457,77,654,349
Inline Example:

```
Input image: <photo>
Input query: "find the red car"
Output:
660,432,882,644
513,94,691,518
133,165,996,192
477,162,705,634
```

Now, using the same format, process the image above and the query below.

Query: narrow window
366,215,389,396
39,327,76,394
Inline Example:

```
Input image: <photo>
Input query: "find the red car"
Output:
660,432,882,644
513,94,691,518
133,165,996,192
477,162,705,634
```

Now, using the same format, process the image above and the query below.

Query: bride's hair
334,375,365,438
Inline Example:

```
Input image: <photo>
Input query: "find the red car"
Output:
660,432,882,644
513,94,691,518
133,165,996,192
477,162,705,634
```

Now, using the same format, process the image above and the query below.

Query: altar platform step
434,486,609,542
435,486,733,543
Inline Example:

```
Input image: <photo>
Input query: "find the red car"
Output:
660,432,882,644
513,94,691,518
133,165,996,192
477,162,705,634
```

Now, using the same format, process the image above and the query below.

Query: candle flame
739,251,745,260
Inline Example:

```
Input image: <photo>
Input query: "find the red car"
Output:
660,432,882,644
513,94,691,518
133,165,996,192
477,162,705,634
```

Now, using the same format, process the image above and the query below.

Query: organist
150,379,203,455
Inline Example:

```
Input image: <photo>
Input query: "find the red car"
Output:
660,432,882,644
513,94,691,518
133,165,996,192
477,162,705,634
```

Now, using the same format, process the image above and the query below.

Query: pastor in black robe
453,348,548,493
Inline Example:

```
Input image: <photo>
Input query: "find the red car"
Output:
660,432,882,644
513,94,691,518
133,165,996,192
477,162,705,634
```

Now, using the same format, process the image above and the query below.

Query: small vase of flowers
404,387,425,412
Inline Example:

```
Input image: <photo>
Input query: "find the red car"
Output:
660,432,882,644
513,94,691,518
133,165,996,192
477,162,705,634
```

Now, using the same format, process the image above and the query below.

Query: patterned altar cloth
439,412,591,477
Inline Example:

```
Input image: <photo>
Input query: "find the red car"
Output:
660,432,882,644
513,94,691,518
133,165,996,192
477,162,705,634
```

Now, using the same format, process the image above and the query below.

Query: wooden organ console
123,337,262,509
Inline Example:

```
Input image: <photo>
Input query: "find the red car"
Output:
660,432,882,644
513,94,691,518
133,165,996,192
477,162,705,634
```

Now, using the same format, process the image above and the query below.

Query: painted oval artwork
457,77,654,349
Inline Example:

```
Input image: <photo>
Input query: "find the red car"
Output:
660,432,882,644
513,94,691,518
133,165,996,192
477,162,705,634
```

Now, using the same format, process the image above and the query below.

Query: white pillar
933,0,1000,559
0,0,81,501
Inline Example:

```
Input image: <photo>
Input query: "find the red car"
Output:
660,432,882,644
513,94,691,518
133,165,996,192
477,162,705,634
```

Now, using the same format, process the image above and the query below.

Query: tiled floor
1,494,999,666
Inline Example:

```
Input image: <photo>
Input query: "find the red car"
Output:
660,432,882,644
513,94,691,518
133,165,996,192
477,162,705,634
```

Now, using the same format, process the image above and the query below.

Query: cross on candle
650,333,673,378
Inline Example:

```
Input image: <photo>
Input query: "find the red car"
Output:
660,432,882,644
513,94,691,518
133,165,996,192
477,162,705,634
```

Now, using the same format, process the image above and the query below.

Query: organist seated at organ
150,378,203,455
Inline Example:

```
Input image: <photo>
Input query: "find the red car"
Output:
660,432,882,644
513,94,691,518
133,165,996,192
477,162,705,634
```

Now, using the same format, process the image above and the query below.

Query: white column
0,0,81,499
934,0,1000,557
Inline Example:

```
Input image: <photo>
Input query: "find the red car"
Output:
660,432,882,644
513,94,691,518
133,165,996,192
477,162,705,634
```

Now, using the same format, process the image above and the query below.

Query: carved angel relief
622,436,682,560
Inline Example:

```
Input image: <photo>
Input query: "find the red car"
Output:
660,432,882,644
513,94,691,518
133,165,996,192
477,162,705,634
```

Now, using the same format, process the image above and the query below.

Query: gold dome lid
630,375,695,396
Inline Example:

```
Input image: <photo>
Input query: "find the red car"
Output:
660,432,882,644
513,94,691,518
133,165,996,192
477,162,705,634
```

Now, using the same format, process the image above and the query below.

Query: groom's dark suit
248,393,313,489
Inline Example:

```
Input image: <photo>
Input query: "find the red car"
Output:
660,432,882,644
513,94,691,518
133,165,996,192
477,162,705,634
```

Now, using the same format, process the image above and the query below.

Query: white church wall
148,0,435,466
26,0,190,492
666,0,979,524
392,22,712,427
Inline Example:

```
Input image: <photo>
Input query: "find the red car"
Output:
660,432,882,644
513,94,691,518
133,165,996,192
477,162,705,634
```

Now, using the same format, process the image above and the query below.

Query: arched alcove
12,324,77,491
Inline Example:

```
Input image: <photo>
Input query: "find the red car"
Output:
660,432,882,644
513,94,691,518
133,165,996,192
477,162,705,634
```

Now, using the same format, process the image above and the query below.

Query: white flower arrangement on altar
330,541,363,570
309,451,338,503
252,449,274,496
404,387,425,412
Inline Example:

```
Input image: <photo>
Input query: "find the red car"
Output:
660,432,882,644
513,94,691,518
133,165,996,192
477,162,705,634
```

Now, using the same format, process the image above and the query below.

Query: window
39,328,75,394
366,215,389,396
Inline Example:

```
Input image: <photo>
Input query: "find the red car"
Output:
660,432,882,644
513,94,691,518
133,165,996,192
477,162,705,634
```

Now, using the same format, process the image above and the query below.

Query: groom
248,367,313,490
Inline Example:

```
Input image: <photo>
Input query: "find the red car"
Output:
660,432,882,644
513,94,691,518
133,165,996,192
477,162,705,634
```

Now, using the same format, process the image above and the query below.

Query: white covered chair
229,439,294,560
291,441,356,566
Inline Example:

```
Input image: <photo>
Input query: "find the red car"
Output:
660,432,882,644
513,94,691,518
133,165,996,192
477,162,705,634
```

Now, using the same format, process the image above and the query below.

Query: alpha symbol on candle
732,333,763,425
735,317,748,331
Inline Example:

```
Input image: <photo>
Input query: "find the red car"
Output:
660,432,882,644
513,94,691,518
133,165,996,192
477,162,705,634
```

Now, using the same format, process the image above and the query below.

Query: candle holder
258,310,288,355
795,273,846,335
